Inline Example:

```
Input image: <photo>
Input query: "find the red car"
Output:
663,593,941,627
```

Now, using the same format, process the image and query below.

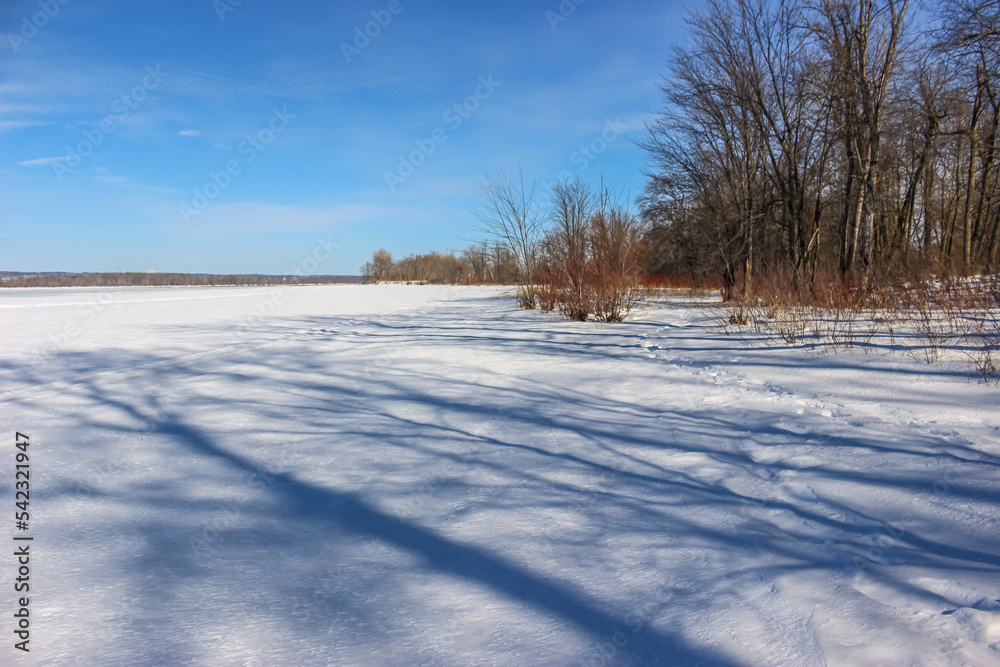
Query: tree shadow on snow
3,295,999,665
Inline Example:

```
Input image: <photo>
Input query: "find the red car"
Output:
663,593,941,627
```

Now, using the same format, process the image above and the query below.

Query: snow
1,284,998,666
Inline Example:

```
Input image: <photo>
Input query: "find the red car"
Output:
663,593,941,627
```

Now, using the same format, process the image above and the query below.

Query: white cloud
94,174,130,185
1,120,48,133
89,168,176,194
179,129,200,137
163,201,414,235
18,156,68,166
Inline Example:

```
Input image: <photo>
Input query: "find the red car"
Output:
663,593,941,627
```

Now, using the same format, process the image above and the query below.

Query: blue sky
1,0,693,275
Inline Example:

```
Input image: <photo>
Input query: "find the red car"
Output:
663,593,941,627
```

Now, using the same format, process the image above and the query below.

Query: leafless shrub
474,168,545,308
536,284,558,313
539,180,647,323
588,199,646,323
719,269,1000,382
963,276,1000,382
545,180,595,320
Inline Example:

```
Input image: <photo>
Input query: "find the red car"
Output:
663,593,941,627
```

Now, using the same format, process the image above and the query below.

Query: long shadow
6,290,1000,664
84,385,733,666
46,339,1000,573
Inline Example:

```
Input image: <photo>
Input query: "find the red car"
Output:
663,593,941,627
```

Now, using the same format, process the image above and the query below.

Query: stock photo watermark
190,469,277,557
12,432,33,653
340,0,415,63
6,0,71,53
179,107,295,223
546,0,586,31
291,234,338,276
50,65,167,182
541,117,627,190
212,0,244,21
579,600,659,667
222,233,339,346
14,270,136,377
384,74,501,192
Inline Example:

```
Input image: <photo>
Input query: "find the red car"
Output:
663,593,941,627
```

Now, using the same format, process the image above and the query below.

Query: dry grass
717,273,1000,383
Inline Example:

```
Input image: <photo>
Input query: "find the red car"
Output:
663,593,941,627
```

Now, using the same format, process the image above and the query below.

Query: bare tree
812,0,911,276
640,0,772,299
474,168,545,307
361,248,394,283
588,186,647,322
735,0,833,288
886,57,951,267
546,179,594,319
938,0,1000,270
461,243,493,283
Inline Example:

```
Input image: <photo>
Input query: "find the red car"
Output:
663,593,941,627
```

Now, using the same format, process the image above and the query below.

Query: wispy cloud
1,120,48,132
18,156,68,166
162,201,414,235
91,168,177,194
93,174,130,185
179,129,199,137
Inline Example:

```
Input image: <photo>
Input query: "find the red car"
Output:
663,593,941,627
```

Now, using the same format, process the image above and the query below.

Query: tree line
359,244,521,285
362,0,997,314
363,171,649,322
640,0,999,299
1,273,363,288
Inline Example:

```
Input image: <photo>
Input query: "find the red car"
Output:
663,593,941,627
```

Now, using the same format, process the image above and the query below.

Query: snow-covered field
1,284,998,666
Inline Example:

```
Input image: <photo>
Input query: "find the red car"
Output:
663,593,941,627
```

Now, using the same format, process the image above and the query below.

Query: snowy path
1,285,998,666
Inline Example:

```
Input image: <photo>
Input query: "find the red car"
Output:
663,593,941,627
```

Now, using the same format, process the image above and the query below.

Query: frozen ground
1,284,998,666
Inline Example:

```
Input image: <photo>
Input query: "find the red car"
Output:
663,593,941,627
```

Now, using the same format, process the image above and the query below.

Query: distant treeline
0,272,363,288
360,244,520,285
363,175,650,322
